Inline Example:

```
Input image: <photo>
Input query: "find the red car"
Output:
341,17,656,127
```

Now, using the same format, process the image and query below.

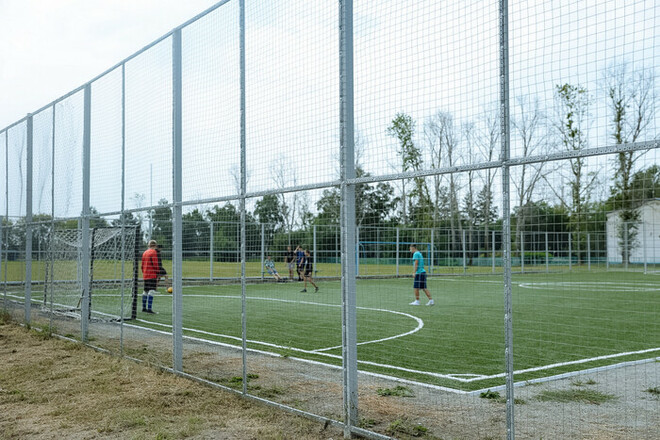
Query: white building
606,199,660,264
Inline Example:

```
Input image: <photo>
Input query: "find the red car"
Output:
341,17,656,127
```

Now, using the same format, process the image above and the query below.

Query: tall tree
151,199,173,251
554,84,598,262
474,106,500,251
422,111,462,253
387,113,429,225
511,96,553,251
604,63,656,265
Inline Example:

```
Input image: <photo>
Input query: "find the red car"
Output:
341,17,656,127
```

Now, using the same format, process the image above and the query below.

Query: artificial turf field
8,268,660,392
56,269,656,392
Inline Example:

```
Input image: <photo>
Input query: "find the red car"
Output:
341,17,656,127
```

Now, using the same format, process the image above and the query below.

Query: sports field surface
31,269,656,392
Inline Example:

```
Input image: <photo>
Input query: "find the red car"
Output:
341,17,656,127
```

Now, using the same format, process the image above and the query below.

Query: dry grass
0,319,341,440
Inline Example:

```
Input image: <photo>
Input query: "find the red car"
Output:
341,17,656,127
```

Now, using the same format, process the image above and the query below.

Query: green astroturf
29,269,660,391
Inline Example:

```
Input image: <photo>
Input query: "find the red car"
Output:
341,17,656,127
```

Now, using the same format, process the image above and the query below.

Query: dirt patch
1,309,658,440
0,320,342,440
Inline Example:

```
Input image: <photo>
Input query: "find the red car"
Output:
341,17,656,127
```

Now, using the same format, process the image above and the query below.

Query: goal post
44,224,141,321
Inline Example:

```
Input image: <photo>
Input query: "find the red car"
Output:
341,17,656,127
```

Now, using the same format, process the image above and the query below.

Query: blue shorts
413,272,427,289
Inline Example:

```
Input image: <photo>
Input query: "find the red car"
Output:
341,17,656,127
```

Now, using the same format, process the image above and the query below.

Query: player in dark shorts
300,249,318,293
295,245,305,281
141,240,159,313
285,245,296,281
409,244,433,306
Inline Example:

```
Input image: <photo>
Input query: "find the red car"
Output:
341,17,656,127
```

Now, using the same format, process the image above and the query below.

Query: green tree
605,64,656,265
554,83,597,262
182,209,209,258
387,113,429,224
151,199,172,251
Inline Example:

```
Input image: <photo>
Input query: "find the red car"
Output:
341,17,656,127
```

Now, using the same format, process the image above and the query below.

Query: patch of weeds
386,418,428,438
571,378,596,387
359,417,377,429
219,373,259,389
645,387,660,397
31,326,56,340
257,386,285,399
377,385,415,397
0,310,12,325
536,389,616,405
279,345,295,358
176,416,204,438
480,389,500,400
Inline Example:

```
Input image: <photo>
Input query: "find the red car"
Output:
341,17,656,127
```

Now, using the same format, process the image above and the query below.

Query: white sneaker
426,299,434,306
409,300,420,305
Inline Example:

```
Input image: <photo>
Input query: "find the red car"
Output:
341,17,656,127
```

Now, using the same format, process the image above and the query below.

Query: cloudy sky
0,1,657,219
0,0,219,128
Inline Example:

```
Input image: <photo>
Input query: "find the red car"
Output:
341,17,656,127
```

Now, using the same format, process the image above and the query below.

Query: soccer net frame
43,225,141,321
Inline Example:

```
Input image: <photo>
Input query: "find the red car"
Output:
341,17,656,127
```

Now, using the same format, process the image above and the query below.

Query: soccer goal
43,225,141,321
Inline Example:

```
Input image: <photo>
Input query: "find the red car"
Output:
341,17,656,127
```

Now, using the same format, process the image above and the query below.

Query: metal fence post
545,231,549,273
3,130,7,309
210,221,214,281
492,230,496,273
587,233,591,271
568,232,572,271
499,0,515,437
340,0,358,434
80,87,91,340
624,224,629,270
239,0,248,395
396,227,400,277
119,64,126,353
25,114,33,324
643,222,647,274
356,225,360,277
520,232,525,274
430,229,434,274
462,229,467,274
313,224,317,275
172,28,184,372
261,223,265,281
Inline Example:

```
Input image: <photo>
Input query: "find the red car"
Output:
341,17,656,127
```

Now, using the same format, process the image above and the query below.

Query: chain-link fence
1,1,659,439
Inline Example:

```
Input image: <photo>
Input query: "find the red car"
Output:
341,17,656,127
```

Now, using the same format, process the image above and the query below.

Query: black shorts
413,272,427,289
304,270,312,277
144,278,157,292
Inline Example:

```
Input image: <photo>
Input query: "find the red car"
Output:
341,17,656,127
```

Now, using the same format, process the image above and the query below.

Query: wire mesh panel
124,38,173,219
1,1,659,439
53,94,84,219
90,68,124,215
182,2,241,202
245,0,339,194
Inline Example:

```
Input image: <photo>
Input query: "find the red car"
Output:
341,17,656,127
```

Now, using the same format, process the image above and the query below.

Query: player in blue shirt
409,244,433,306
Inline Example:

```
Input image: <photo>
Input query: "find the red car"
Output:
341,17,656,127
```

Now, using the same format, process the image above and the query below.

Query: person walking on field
141,240,160,313
300,249,318,293
409,244,433,306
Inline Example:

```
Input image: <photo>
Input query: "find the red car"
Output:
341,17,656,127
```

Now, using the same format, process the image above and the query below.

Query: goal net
43,225,141,321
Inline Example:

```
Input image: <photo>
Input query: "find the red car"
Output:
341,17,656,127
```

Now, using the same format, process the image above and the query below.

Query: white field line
466,356,660,396
461,346,660,382
518,281,660,292
12,292,660,385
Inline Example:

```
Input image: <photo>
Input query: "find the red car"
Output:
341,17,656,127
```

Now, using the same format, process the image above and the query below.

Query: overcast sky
0,0,219,128
0,1,657,219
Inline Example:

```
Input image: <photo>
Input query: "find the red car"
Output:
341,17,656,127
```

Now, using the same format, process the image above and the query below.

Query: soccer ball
167,287,173,294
